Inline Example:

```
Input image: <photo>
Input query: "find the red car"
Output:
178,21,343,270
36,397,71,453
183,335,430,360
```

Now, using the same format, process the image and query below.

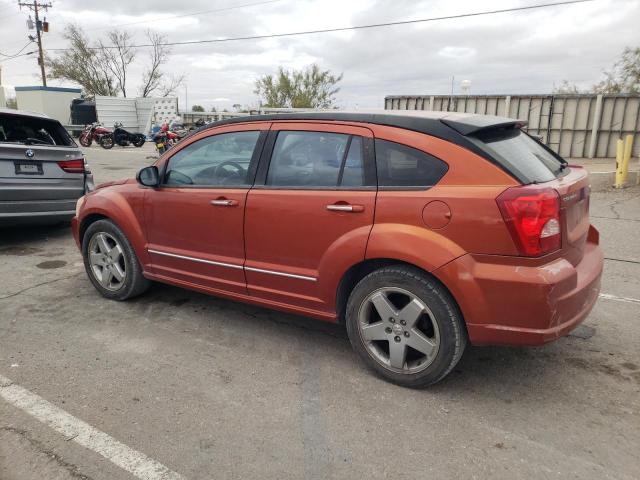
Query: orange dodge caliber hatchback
72,111,603,387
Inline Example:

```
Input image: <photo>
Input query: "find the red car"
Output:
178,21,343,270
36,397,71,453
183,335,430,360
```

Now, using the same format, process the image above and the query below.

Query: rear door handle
326,204,364,213
210,199,238,207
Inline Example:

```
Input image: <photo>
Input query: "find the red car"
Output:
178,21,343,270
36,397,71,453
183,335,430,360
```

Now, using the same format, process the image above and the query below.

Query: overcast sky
0,0,638,111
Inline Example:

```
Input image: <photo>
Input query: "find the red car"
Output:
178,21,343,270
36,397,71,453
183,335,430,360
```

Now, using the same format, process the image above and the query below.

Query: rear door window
471,127,565,183
374,139,448,188
266,131,366,188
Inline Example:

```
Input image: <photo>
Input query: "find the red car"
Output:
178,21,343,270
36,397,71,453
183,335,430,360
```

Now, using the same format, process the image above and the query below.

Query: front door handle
210,198,238,207
326,203,364,213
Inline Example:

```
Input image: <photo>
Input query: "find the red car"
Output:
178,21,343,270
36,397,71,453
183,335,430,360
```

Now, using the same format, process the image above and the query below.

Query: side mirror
136,166,159,187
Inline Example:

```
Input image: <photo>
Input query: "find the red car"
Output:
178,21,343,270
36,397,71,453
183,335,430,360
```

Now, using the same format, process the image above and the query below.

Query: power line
93,0,283,31
0,50,38,62
46,0,596,52
0,41,33,58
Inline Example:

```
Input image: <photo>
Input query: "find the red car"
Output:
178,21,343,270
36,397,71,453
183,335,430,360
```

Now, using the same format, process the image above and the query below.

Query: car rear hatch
461,121,590,265
0,112,85,215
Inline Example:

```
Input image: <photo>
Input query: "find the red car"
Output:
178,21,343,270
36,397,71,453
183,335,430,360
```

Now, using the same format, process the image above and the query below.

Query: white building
15,86,82,124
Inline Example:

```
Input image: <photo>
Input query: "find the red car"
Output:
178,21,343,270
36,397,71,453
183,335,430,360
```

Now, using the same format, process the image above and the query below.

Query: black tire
133,135,145,147
82,219,150,300
79,134,92,147
345,265,467,388
100,134,114,149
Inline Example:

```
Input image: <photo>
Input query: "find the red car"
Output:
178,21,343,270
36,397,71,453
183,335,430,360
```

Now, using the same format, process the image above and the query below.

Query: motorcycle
153,125,179,155
188,118,207,132
100,122,146,149
78,122,111,147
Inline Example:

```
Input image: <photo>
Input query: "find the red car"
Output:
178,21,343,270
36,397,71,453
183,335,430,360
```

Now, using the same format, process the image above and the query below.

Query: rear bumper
0,199,76,224
434,226,604,346
0,174,92,225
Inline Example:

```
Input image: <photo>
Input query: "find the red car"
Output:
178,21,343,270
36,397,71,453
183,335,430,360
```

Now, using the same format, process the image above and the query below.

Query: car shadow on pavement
123,281,595,396
0,223,71,249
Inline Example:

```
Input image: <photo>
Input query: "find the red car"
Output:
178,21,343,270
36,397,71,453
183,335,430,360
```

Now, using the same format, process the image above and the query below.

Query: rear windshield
471,127,565,184
0,113,76,147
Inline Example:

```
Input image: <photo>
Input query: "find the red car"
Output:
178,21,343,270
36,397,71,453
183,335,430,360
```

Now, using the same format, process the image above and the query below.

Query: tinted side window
266,131,365,188
375,139,448,188
164,131,260,186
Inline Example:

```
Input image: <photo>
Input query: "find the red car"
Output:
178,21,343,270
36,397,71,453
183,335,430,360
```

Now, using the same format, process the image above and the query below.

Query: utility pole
19,1,52,87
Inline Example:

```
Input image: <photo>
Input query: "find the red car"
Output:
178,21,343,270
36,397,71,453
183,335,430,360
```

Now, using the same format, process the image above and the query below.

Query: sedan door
144,124,268,294
244,122,377,316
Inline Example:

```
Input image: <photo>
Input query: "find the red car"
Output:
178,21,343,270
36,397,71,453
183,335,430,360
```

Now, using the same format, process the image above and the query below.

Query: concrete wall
384,94,640,159
15,86,82,125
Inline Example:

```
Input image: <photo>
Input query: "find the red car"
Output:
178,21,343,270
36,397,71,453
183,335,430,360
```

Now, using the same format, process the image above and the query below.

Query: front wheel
100,134,114,149
82,219,150,300
79,133,92,147
345,266,467,388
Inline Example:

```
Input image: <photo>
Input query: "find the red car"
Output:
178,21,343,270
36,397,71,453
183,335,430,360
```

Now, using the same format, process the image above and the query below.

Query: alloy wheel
88,232,126,291
357,287,440,374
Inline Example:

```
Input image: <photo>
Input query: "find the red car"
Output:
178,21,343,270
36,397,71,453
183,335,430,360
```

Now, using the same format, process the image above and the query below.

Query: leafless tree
100,30,135,97
159,74,186,97
140,30,184,97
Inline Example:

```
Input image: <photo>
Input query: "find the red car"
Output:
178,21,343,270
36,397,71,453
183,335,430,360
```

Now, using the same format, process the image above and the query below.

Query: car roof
200,109,525,137
0,107,51,119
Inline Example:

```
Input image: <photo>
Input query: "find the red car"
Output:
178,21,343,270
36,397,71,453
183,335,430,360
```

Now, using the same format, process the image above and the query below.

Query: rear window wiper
24,138,53,145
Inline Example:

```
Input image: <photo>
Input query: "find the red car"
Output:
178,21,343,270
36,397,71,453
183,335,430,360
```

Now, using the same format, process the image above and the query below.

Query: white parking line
599,293,640,305
0,375,184,480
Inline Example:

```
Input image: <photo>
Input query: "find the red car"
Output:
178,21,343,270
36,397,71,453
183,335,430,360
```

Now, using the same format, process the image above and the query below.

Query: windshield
472,127,565,184
0,113,76,147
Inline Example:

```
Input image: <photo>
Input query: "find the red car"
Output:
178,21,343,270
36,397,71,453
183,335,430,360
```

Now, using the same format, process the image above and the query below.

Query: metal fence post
588,94,603,158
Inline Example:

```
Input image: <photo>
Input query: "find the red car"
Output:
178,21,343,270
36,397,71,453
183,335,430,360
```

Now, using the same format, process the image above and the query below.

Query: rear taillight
496,186,561,257
57,158,85,174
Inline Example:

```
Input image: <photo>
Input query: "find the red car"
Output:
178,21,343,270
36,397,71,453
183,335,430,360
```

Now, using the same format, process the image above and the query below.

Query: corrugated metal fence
94,96,179,134
385,94,640,159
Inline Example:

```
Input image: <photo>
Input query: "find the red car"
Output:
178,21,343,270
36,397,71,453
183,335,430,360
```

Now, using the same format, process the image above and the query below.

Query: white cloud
437,46,476,59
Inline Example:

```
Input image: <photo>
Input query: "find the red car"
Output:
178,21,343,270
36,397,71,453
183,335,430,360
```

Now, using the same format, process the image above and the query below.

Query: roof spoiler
440,114,527,136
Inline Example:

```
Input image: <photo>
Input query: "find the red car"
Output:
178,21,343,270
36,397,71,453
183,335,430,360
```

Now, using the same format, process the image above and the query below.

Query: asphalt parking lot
1,144,639,480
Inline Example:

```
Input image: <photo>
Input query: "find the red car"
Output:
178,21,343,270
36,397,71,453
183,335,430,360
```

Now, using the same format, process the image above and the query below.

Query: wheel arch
335,258,464,327
79,213,109,246
77,189,149,269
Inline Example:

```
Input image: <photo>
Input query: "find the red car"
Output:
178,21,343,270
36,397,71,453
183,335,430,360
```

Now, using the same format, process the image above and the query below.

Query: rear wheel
345,266,466,388
133,135,145,147
82,219,150,300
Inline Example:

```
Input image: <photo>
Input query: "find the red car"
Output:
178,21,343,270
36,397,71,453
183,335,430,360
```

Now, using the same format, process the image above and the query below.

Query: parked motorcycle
188,118,207,132
100,122,146,149
153,124,179,155
79,122,111,147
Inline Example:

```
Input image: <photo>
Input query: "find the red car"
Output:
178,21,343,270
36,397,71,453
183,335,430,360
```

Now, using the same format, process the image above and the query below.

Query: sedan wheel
88,232,126,291
357,287,440,373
